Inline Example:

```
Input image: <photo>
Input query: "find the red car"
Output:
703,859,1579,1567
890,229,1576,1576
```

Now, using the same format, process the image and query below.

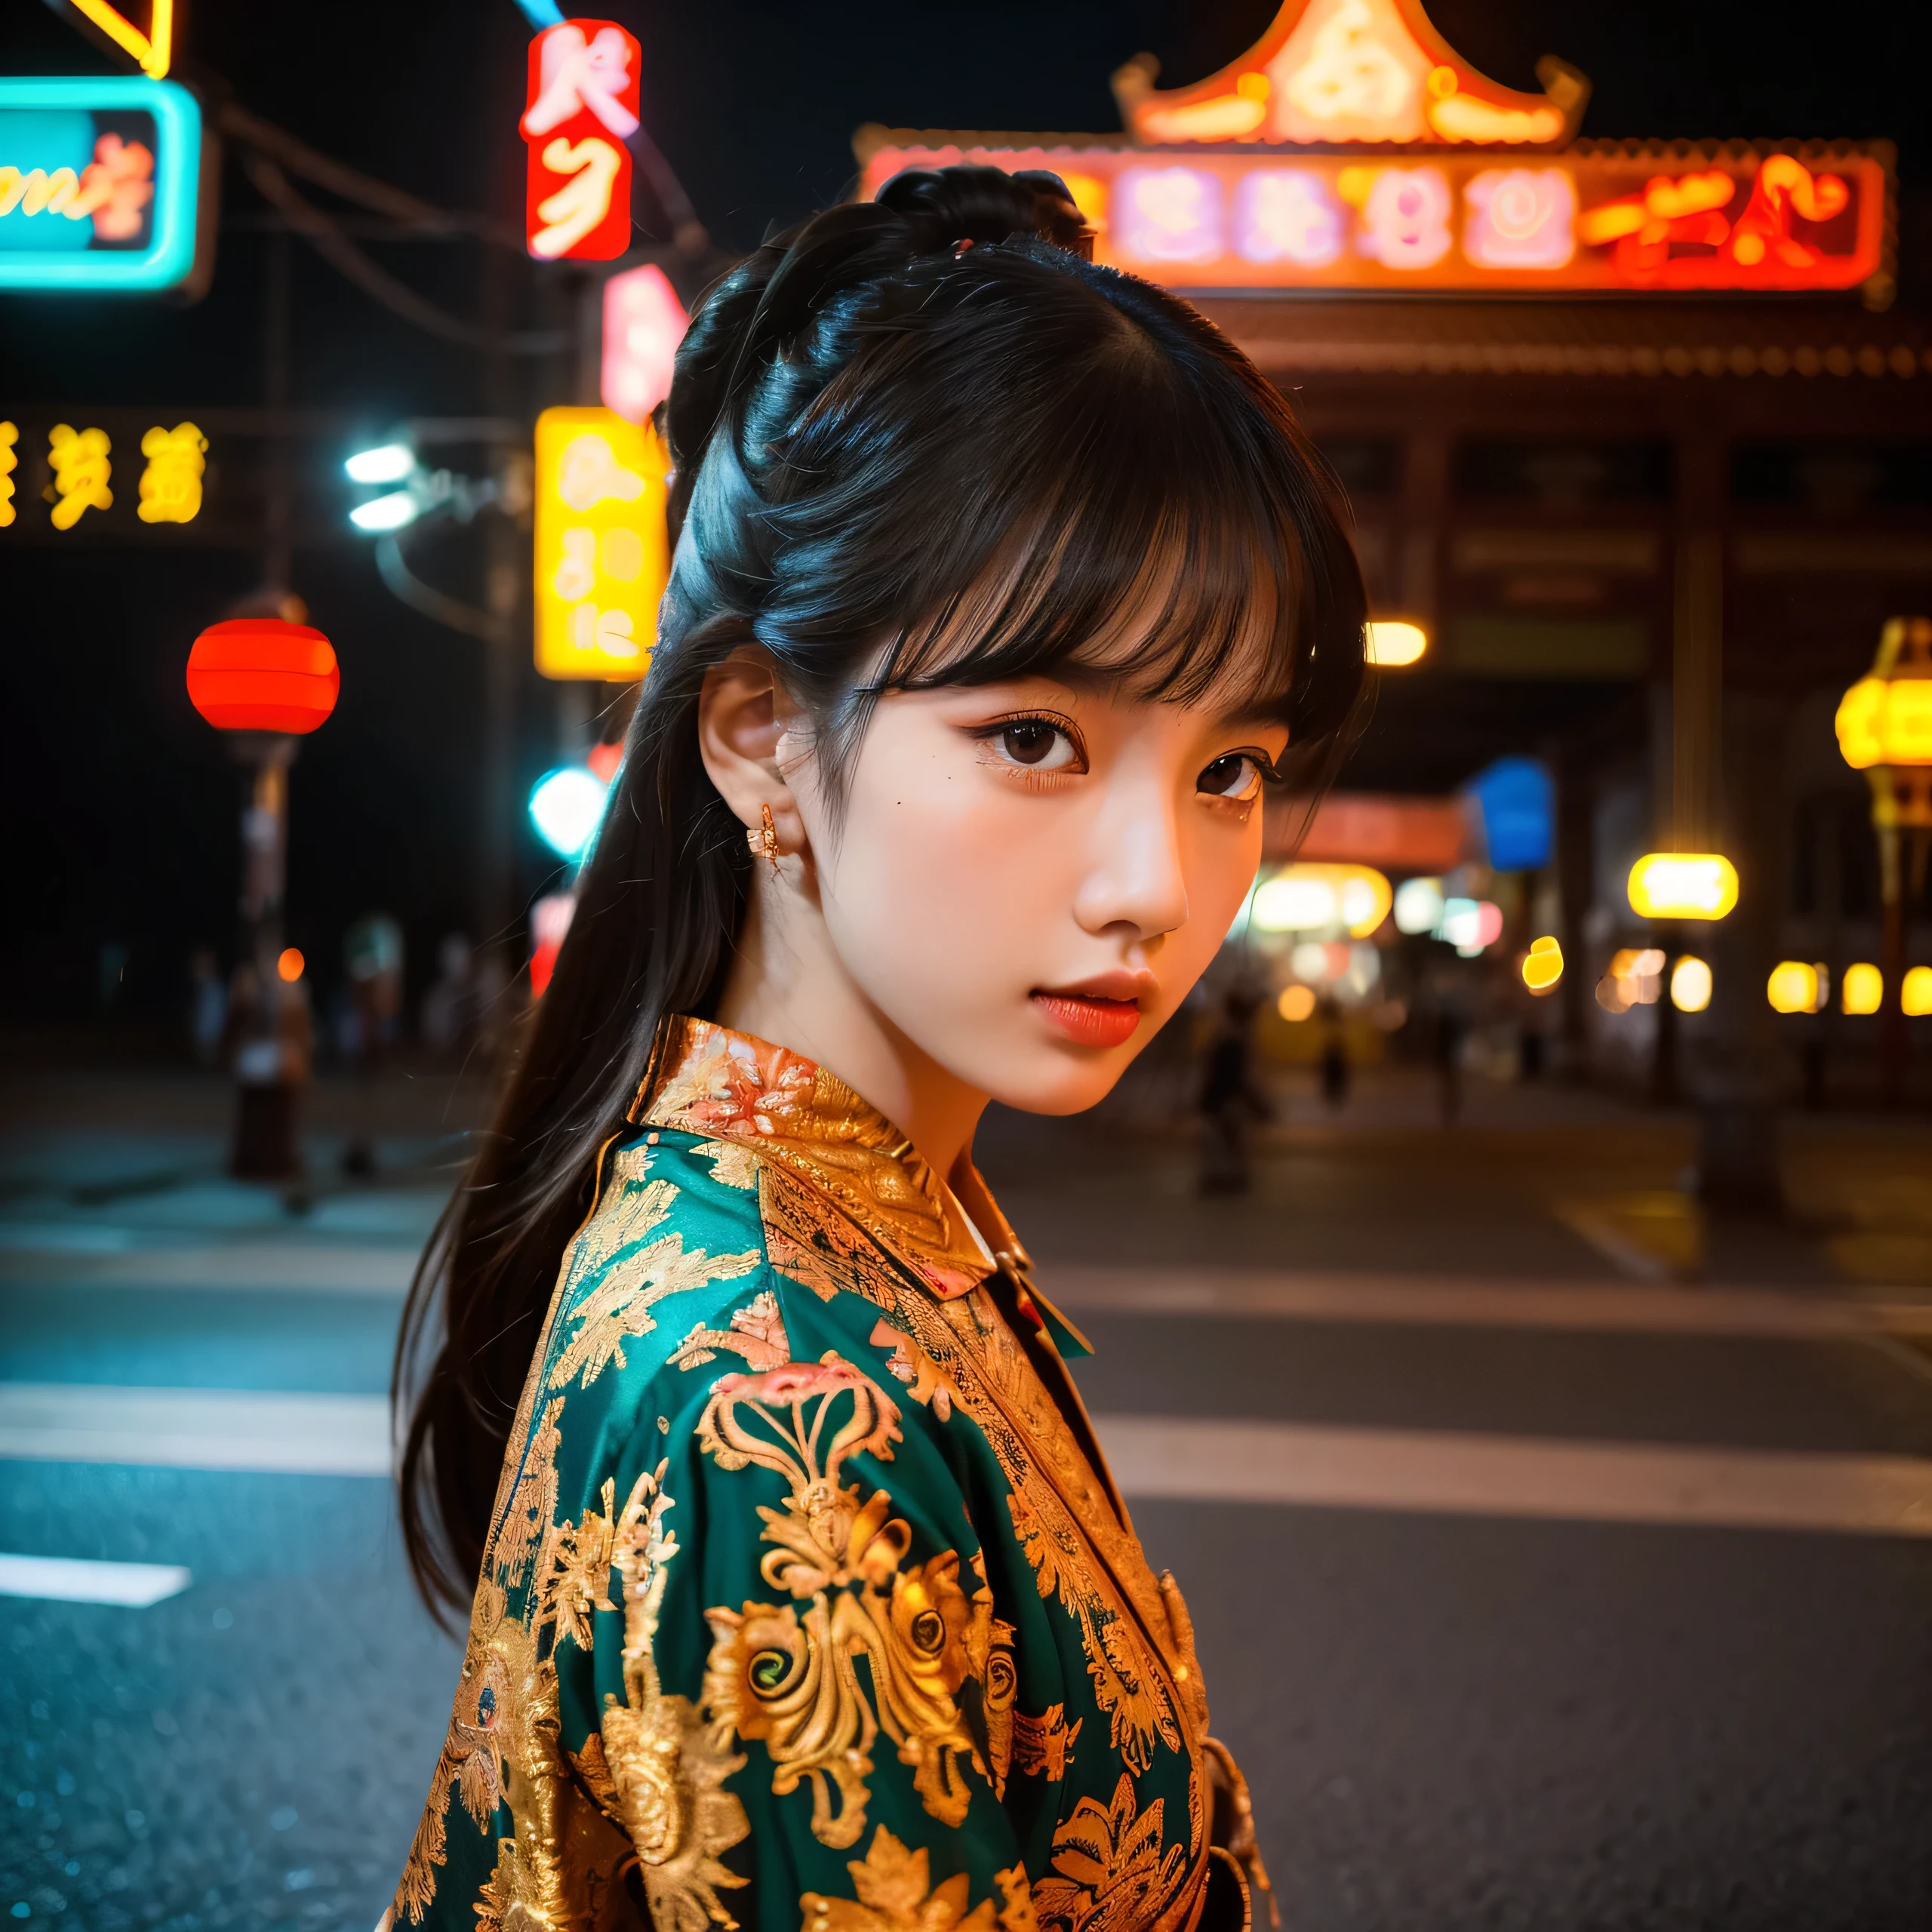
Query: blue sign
0,78,202,291
1465,755,1554,872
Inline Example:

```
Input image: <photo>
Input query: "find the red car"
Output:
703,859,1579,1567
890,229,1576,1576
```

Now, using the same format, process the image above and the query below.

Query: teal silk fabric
391,1018,1263,1932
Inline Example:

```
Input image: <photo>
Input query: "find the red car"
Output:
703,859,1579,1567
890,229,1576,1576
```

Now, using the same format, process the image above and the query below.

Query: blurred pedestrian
188,949,226,1064
1317,992,1350,1109
341,914,405,1176
1432,977,1467,1128
422,933,477,1060
1198,983,1271,1194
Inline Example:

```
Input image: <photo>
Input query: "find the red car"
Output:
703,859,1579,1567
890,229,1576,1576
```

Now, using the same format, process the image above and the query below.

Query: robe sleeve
552,1273,1038,1932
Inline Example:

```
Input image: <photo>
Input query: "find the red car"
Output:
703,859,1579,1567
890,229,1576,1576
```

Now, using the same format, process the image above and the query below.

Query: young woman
388,165,1365,1932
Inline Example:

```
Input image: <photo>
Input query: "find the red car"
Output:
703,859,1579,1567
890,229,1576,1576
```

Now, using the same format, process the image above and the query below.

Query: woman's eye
1198,752,1263,802
994,718,1079,771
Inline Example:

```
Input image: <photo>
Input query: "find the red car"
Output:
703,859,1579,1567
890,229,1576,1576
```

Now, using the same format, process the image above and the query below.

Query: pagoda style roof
1111,0,1589,150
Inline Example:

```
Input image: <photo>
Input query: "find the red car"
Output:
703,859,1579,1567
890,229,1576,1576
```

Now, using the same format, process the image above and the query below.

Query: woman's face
786,672,1287,1117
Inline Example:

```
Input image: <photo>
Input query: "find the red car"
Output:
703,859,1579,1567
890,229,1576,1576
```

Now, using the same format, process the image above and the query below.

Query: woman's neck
710,884,989,1186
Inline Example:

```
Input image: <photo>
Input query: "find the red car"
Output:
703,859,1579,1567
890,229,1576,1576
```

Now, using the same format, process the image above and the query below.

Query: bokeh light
1365,620,1427,666
276,947,304,982
1520,934,1563,993
1841,962,1882,1015
1670,955,1712,1013
1905,965,1932,1017
1767,961,1823,1014
528,766,611,861
1278,983,1316,1022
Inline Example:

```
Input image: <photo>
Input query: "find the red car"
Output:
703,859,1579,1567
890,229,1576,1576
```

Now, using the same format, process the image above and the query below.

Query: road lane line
0,1384,391,1476
0,1240,420,1292
0,1554,192,1606
1042,1266,1932,1339
1095,1414,1932,1537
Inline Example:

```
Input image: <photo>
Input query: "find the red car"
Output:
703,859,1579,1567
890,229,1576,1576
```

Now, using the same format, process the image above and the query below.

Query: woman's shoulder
533,1126,777,1404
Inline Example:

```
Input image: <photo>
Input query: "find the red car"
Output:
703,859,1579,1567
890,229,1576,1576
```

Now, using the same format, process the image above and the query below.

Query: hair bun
875,165,1094,260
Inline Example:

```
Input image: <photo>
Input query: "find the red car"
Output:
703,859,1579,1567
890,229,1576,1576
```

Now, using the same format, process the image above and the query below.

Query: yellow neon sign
63,0,174,79
0,422,16,528
47,423,112,529
137,420,205,523
533,406,669,681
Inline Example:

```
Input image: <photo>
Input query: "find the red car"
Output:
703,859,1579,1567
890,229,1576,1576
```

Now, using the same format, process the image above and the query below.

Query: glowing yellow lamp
1670,955,1712,1014
1278,983,1316,1023
1366,620,1427,668
1836,670,1932,769
1520,934,1563,993
1627,852,1740,921
1766,961,1823,1015
1842,962,1883,1015
1903,964,1932,1017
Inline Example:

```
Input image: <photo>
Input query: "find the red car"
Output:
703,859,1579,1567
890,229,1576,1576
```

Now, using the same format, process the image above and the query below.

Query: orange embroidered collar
635,1015,1029,1303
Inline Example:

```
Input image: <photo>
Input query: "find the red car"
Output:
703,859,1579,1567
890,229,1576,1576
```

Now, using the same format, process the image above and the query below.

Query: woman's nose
1072,786,1190,941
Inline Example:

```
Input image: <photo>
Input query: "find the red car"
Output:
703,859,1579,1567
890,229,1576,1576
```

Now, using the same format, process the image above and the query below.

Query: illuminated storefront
858,0,1932,1090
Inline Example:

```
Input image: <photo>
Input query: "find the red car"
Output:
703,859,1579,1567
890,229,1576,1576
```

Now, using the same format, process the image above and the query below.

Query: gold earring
748,802,782,878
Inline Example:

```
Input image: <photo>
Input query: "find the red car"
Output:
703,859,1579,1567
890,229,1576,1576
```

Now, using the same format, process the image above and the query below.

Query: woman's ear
697,648,809,859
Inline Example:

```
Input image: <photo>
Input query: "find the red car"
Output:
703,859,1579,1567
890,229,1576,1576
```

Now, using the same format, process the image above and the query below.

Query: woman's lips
1030,991,1144,1048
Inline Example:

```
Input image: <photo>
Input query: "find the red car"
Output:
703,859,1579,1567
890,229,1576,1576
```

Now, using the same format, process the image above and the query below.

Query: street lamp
1836,614,1932,1103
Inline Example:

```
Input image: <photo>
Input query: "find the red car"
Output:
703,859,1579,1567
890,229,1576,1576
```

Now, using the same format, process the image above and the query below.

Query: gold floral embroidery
1032,1774,1187,1932
670,1288,792,1374
800,1827,1037,1932
1013,1704,1081,1784
870,1316,956,1421
538,1476,620,1656
549,1177,760,1389
395,1611,551,1923
491,1396,565,1601
697,1355,997,1847
697,1137,761,1191
600,1459,752,1931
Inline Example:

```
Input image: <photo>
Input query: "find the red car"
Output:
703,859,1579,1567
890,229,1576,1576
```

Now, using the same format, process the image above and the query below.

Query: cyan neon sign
0,77,201,292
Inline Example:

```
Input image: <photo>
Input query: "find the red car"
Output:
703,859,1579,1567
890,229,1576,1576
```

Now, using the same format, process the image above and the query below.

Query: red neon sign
519,18,638,262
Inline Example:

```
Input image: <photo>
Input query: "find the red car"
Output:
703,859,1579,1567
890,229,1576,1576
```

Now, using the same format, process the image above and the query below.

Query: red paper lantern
186,619,340,734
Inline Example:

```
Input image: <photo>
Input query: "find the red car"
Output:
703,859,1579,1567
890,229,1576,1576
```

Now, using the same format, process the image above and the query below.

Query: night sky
3,0,1929,1026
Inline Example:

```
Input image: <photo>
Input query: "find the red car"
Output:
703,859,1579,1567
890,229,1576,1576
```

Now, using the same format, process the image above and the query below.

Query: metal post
263,228,292,598
229,733,303,1177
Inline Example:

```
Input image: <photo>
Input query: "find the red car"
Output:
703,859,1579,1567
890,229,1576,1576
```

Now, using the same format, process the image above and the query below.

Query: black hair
396,164,1367,1617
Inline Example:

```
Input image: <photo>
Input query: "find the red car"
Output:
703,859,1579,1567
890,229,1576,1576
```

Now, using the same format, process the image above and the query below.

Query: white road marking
0,1240,420,1292
0,1553,192,1606
1042,1266,1932,1340
0,1384,391,1476
1096,1414,1932,1537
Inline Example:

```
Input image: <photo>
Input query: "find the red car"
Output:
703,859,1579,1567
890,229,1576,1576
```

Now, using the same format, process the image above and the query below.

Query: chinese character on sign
1463,168,1577,270
1234,168,1343,268
520,20,638,262
533,405,669,680
137,420,206,523
47,423,111,528
0,421,16,527
1350,167,1452,271
1114,167,1223,266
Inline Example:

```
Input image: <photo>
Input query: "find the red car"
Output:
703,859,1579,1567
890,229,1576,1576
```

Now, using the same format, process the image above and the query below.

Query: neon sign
0,423,16,528
601,263,688,422
857,0,1890,303
48,423,112,529
859,140,1889,299
137,420,205,524
45,1,174,80
520,20,638,261
533,406,669,680
0,78,201,291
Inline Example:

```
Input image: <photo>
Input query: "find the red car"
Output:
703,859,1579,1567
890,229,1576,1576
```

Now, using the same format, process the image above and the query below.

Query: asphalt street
2,1066,1929,1931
